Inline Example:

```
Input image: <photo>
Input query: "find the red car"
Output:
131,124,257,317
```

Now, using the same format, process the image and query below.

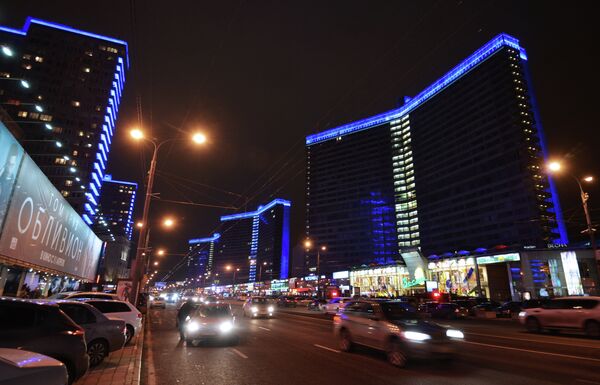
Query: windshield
197,306,231,317
48,293,71,299
380,302,418,320
252,298,268,304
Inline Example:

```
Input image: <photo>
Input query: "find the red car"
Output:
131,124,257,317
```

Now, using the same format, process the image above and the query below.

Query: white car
519,296,600,338
321,297,351,314
0,348,67,385
48,291,120,301
81,299,143,344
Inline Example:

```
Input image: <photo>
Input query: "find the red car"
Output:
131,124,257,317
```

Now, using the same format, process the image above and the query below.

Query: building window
72,101,80,107
17,111,28,118
73,150,78,156
39,114,52,122
54,157,67,165
34,56,43,62
65,180,73,186
83,67,91,73
61,190,69,197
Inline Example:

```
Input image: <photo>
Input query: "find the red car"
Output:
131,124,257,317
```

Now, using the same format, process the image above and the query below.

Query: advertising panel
116,280,133,302
0,126,25,231
0,142,103,280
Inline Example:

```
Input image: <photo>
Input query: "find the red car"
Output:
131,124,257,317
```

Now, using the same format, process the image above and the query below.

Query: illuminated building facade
305,34,567,277
188,233,220,281
0,17,128,224
208,199,291,285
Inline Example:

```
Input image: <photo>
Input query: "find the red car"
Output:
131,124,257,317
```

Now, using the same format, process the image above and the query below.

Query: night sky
1,1,598,280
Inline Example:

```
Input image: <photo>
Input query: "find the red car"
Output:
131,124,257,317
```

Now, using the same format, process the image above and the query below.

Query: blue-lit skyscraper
192,199,291,285
0,17,128,224
305,34,567,276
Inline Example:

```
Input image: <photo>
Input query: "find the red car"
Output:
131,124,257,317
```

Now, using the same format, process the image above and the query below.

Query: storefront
350,265,416,297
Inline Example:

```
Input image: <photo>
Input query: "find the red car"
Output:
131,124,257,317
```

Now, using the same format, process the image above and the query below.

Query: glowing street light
157,249,165,256
584,176,594,183
192,132,207,144
547,161,561,172
163,218,175,228
154,261,158,266
136,222,144,228
130,128,144,140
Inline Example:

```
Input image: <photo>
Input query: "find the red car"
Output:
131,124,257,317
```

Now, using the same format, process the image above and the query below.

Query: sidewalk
74,324,144,385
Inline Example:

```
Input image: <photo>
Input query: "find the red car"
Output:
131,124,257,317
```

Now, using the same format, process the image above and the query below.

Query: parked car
430,303,468,319
321,297,351,314
417,301,439,314
55,301,126,366
79,299,143,344
471,301,501,313
334,299,464,367
295,297,315,307
0,348,68,385
519,296,600,338
277,296,298,308
0,298,89,384
48,291,120,301
182,303,238,345
308,299,327,311
496,301,523,318
242,297,275,318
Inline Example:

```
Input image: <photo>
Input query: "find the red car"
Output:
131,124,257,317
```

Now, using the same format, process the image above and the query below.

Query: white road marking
314,344,340,353
461,340,600,362
258,326,271,331
466,331,600,348
576,379,600,384
231,348,248,359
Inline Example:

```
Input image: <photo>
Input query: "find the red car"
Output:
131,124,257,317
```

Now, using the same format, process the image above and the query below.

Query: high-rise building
305,34,567,276
0,17,128,224
93,175,137,283
203,199,291,285
187,233,221,282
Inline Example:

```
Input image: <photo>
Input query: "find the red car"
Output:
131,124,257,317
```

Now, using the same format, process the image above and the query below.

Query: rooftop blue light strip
98,142,108,162
0,17,130,68
89,182,100,197
96,152,106,170
86,193,98,206
189,233,221,245
306,33,524,145
220,198,292,222
103,177,138,187
94,162,104,178
82,214,93,225
91,172,102,188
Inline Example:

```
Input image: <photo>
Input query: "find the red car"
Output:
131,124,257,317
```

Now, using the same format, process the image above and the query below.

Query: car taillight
137,313,143,318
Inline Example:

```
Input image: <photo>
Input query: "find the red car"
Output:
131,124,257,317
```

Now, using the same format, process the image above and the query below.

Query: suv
519,296,600,338
334,300,464,367
79,299,143,344
321,297,351,314
0,298,89,383
55,301,127,366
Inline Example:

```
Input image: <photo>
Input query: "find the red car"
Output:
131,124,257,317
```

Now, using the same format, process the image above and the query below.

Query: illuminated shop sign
333,270,349,279
401,277,425,288
476,253,520,265
350,266,407,278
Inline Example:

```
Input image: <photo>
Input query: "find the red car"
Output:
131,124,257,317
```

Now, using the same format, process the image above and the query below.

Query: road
142,302,600,385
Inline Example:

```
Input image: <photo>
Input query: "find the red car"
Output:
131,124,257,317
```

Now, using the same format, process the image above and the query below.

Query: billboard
0,126,25,232
0,122,103,280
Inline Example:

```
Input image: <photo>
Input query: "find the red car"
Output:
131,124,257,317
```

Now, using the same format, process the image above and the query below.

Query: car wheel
585,320,600,339
88,339,108,367
339,329,353,352
525,317,541,333
387,339,407,367
125,325,135,344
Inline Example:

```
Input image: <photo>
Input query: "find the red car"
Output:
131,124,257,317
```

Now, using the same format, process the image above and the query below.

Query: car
277,296,298,308
176,300,200,338
308,299,327,311
496,301,523,318
79,299,143,344
48,291,120,301
182,303,237,345
519,296,600,338
243,297,275,318
150,298,166,309
417,301,439,314
471,301,501,313
0,298,89,383
295,297,315,307
321,297,352,314
333,299,464,367
430,303,469,319
0,348,68,385
55,301,127,366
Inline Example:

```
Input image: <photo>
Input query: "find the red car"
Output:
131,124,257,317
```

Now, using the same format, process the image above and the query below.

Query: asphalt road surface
142,302,600,385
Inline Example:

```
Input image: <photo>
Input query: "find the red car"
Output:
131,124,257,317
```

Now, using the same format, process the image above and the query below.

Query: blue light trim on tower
0,17,129,68
280,204,290,279
220,199,291,221
82,214,93,225
189,233,221,245
306,33,524,145
248,216,260,282
103,175,138,187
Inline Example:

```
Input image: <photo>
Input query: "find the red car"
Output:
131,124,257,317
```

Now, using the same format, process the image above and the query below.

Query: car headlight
251,306,258,313
186,321,200,332
268,306,274,312
518,311,526,318
219,321,233,333
446,329,464,339
192,297,199,302
404,331,431,341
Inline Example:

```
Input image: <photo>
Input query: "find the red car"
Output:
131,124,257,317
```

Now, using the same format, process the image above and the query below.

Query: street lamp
547,161,597,265
163,218,175,228
258,261,268,282
305,239,327,298
129,127,208,304
2,45,14,57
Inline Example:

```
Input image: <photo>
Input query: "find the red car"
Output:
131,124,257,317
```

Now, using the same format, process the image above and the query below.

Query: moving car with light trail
334,299,464,367
242,297,275,318
182,303,237,345
519,296,600,338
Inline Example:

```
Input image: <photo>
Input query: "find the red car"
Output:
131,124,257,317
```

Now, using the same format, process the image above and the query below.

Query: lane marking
231,348,248,359
576,379,600,384
461,340,600,362
466,331,600,349
314,344,340,353
258,326,271,331
145,317,157,385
